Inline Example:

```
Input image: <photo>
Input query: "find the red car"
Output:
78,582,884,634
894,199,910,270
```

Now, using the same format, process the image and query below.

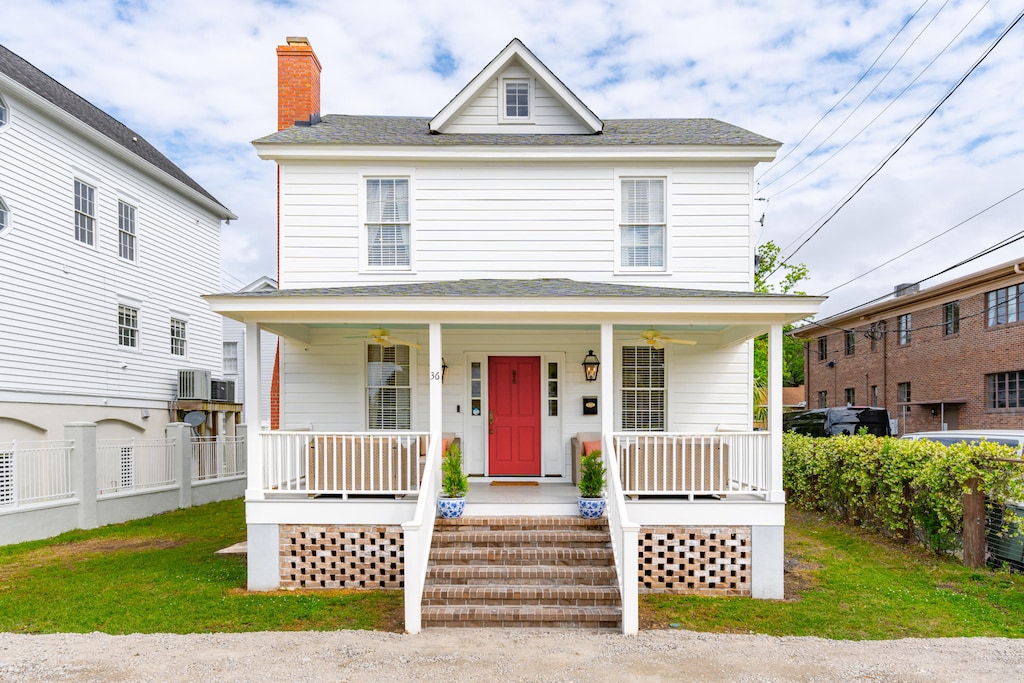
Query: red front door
488,356,541,476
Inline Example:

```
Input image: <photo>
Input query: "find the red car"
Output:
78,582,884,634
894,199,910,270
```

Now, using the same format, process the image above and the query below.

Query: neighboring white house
208,37,823,633
222,276,278,429
0,43,236,444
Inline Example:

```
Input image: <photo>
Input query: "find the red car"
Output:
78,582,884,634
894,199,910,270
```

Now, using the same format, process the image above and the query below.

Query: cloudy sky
2,0,1022,317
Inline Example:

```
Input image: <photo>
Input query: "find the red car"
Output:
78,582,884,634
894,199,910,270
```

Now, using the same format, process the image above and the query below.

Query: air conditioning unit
223,380,235,403
178,369,212,400
210,380,228,402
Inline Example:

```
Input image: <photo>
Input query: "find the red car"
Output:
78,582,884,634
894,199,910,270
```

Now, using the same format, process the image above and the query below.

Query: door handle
488,409,494,434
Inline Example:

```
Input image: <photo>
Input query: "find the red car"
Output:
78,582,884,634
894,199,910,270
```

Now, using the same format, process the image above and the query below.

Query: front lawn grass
0,500,403,634
640,509,1024,639
3,502,1023,637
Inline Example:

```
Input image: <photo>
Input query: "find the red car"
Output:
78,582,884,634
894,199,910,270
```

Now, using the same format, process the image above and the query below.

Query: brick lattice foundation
638,526,751,596
280,525,404,589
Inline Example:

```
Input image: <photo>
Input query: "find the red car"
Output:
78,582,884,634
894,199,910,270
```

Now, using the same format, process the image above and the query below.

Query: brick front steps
422,516,622,629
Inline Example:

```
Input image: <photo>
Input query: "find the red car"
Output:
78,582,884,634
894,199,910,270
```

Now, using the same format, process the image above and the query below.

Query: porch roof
206,279,823,345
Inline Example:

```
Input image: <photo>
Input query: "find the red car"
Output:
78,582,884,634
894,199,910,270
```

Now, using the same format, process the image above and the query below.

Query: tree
753,242,811,421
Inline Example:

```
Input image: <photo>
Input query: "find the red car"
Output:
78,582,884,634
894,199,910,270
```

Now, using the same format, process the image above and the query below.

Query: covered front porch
207,279,823,634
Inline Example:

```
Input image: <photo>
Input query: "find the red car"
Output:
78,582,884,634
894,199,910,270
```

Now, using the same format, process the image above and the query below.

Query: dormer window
502,78,531,121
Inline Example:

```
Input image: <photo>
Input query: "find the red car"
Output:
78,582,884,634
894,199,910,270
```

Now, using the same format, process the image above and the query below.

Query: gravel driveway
2,629,1023,682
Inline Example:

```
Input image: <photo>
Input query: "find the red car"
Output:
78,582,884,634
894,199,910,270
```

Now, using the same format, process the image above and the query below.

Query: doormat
490,481,540,487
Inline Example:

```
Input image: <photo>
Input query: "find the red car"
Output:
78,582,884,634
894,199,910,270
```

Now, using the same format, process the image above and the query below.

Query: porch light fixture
582,350,600,382
441,358,449,384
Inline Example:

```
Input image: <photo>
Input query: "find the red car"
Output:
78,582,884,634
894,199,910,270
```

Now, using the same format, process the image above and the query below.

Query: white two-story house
0,43,235,444
208,37,823,633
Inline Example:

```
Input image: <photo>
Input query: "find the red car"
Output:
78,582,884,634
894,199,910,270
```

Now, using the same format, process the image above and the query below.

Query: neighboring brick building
792,258,1024,435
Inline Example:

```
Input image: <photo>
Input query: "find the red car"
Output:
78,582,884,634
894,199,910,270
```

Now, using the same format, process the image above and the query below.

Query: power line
770,7,1024,278
757,0,940,192
757,0,933,187
821,185,1024,295
804,228,1024,327
769,0,984,201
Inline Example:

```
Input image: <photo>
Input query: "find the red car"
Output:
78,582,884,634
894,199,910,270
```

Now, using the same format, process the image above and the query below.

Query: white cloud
2,0,1022,314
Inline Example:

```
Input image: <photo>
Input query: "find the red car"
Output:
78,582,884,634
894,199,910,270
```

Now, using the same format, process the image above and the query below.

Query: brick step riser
435,518,609,531
423,620,621,629
429,550,614,565
422,597,620,607
432,540,612,550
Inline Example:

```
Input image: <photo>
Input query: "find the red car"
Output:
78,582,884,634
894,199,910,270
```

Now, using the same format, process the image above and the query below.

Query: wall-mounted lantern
582,350,600,382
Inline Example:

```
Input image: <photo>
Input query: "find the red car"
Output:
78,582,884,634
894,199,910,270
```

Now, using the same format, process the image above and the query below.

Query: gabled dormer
429,38,603,136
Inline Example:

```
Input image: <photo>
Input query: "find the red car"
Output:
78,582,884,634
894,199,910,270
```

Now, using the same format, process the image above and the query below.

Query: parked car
782,407,892,437
902,430,1024,570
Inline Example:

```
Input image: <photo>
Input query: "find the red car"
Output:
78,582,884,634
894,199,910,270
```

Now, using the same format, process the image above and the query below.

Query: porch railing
602,433,640,635
0,440,74,509
401,433,444,634
614,432,771,498
192,436,247,482
97,438,176,496
261,431,429,495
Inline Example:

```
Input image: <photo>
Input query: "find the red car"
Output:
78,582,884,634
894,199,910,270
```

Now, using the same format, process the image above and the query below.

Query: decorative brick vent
280,525,404,589
638,526,751,596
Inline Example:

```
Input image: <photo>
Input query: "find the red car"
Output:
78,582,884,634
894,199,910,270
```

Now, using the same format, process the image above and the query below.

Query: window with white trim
0,93,8,128
365,178,410,268
118,201,136,261
503,78,530,119
118,304,138,348
621,346,665,431
620,178,666,269
0,196,8,234
170,319,187,357
367,343,411,429
74,179,96,245
223,342,239,374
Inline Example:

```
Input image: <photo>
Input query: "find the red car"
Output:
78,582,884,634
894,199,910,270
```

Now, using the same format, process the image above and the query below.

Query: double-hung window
118,305,138,348
365,178,410,268
118,201,136,261
170,319,187,357
844,330,855,356
620,178,666,270
943,301,960,335
897,314,911,345
621,346,665,431
74,179,96,246
817,336,828,361
502,78,530,120
223,342,239,374
0,196,8,234
0,93,8,128
367,343,411,430
987,285,1022,327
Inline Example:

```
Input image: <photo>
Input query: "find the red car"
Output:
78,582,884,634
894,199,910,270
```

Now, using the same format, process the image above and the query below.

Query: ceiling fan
347,327,422,348
632,328,697,349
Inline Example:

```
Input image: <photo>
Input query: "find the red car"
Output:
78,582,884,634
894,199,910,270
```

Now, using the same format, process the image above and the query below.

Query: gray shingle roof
219,278,795,299
0,44,231,216
254,115,779,147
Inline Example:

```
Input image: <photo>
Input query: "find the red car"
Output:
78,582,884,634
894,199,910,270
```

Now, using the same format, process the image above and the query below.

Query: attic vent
178,369,212,400
894,283,920,298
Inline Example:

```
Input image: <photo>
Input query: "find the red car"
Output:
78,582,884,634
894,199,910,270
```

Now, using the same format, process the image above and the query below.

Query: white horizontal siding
0,88,223,405
281,326,751,440
279,161,755,291
443,64,592,135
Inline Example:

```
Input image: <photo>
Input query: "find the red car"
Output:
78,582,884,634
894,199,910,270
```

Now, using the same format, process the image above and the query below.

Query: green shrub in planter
578,450,606,498
441,441,469,499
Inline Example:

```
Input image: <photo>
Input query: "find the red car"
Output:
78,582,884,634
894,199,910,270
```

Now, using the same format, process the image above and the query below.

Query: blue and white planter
577,496,606,519
437,495,466,519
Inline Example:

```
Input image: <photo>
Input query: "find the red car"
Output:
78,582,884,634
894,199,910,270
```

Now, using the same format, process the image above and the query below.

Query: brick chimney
277,36,321,131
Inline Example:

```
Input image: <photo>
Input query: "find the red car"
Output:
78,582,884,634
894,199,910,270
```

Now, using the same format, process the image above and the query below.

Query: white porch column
429,323,443,446
244,321,264,500
767,323,784,502
600,323,613,446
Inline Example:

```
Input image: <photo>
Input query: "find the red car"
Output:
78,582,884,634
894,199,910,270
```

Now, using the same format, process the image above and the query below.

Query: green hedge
783,433,1024,553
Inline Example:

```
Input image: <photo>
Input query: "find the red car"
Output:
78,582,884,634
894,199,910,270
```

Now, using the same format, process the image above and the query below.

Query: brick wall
276,38,321,132
638,526,751,596
803,280,1024,433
